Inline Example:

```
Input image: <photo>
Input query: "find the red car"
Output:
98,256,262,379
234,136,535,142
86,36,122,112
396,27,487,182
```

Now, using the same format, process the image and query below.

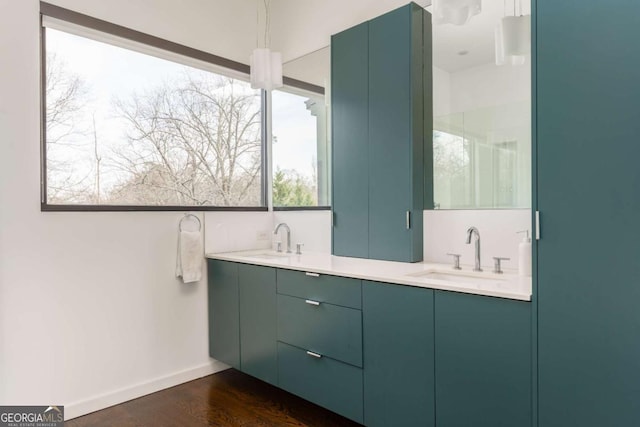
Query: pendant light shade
250,48,283,91
495,14,530,65
250,0,282,91
502,15,530,56
433,0,482,26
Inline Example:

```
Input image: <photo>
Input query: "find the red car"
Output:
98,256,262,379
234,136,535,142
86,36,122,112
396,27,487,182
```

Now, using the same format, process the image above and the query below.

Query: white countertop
206,250,532,301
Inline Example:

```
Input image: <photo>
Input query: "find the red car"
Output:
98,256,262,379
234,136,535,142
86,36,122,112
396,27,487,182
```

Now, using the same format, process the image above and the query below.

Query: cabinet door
368,4,424,262
363,281,434,427
207,260,240,369
536,2,640,425
331,21,369,259
435,291,531,427
239,264,277,385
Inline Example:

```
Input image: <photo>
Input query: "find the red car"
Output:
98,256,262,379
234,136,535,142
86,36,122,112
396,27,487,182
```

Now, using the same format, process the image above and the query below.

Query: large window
41,6,330,211
43,19,264,209
271,88,329,207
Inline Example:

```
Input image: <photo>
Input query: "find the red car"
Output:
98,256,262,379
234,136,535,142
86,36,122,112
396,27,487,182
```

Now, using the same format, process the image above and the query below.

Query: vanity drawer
276,269,362,309
277,342,364,424
277,294,362,367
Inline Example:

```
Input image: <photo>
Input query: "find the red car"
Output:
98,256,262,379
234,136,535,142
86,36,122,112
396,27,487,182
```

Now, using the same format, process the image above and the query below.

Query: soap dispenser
517,230,532,276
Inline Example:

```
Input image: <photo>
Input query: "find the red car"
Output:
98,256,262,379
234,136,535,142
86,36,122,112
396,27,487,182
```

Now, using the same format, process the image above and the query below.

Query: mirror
271,48,331,207
283,0,531,210
430,0,531,209
283,47,330,88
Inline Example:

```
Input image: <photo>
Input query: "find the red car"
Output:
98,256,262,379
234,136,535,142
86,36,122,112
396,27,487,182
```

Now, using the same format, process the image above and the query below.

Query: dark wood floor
66,369,362,426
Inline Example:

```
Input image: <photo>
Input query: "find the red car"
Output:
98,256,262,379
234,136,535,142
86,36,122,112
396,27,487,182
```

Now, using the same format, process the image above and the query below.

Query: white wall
204,212,273,254
0,0,273,420
433,66,451,117
273,211,332,254
444,58,531,115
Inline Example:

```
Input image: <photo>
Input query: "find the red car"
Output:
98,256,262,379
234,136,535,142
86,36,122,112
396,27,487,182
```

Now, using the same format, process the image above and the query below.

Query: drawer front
277,269,362,309
277,342,364,424
277,294,362,367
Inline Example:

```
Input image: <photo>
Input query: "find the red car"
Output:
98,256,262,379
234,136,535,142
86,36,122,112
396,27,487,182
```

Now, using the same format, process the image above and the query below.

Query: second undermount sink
406,269,508,286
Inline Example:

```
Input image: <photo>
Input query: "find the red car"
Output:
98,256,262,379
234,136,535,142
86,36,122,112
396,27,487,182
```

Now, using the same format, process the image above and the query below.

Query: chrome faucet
274,223,292,253
465,226,482,272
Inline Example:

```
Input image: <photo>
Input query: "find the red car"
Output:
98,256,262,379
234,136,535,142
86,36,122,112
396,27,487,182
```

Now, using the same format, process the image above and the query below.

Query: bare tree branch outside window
109,73,262,206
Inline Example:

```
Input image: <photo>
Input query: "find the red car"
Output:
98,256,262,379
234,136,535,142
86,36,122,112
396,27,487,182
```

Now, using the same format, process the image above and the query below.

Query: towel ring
179,213,201,232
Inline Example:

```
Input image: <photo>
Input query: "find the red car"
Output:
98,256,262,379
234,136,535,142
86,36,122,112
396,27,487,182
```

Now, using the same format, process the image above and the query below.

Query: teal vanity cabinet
331,3,431,263
208,259,240,369
434,291,531,427
535,1,640,426
208,260,532,425
276,269,364,424
238,264,277,385
362,281,435,427
207,260,277,385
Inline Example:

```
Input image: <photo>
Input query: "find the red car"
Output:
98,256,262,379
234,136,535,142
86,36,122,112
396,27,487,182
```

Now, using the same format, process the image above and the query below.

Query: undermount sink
406,269,508,286
237,251,292,260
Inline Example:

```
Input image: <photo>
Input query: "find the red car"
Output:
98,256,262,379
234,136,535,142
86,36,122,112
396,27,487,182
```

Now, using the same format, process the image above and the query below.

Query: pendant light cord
265,0,271,49
255,0,271,48
255,0,259,47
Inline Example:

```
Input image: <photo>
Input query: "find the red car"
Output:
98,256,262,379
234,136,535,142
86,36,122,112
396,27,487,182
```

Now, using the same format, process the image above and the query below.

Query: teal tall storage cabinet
536,1,640,425
331,3,431,263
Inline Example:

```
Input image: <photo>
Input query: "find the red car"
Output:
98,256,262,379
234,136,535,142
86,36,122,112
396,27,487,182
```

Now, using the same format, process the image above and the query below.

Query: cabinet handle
305,299,321,306
306,350,322,358
305,272,320,277
406,211,411,230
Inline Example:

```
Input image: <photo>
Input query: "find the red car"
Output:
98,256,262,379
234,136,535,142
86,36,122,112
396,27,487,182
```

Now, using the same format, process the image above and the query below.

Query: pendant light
433,0,482,26
250,0,282,91
495,0,530,66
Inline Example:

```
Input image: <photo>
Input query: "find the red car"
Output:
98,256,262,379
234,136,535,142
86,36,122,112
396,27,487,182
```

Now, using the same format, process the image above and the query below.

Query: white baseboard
64,360,230,421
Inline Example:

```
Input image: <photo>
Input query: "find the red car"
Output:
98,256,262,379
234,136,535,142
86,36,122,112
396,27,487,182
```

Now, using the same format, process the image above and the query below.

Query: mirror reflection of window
271,89,329,207
430,0,531,209
433,102,530,209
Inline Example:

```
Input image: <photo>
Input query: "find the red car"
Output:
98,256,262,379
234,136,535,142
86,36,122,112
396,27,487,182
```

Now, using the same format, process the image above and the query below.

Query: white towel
176,230,203,283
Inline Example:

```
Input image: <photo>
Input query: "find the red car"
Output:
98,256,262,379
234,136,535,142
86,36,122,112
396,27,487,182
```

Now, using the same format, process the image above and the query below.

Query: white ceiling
50,0,530,76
